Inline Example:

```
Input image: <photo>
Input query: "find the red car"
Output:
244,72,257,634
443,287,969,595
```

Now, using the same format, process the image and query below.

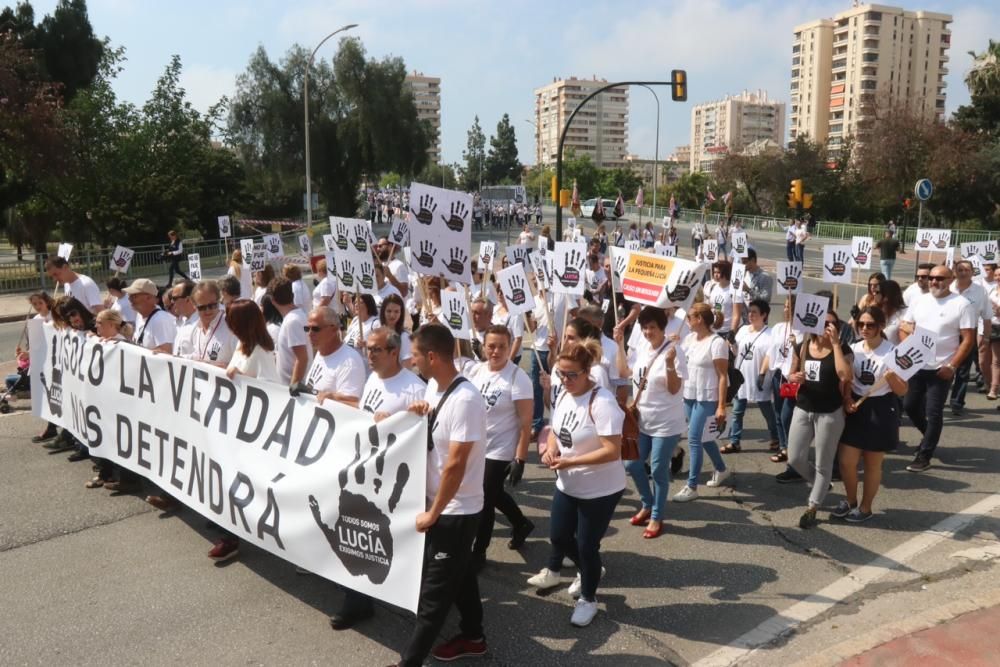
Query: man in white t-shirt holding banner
398,324,488,665
899,264,976,472
45,256,103,314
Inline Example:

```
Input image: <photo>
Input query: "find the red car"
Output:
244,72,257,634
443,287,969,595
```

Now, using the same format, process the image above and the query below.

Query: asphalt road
2,374,999,665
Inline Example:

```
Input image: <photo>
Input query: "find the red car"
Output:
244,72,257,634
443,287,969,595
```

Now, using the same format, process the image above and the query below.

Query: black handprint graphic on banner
733,236,746,254
112,250,133,270
507,274,527,306
853,240,871,266
557,411,581,449
310,424,409,584
411,194,438,225
825,250,851,277
933,234,948,249
359,261,375,291
554,249,583,288
391,221,408,245
339,260,355,289
894,347,924,371
442,248,467,276
858,359,877,385
352,228,369,254
39,334,64,417
984,242,997,262
335,222,350,251
666,270,699,302
916,232,932,249
613,254,628,285
446,302,466,332
267,237,281,255
510,247,529,266
778,264,802,292
796,302,824,329
416,240,437,269
441,200,468,232
705,246,717,261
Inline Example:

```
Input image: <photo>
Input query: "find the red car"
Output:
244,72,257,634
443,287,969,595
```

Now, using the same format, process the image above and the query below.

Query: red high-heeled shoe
643,522,663,539
630,509,651,526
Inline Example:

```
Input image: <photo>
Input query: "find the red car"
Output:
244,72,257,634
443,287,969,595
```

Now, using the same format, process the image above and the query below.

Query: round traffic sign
914,178,933,201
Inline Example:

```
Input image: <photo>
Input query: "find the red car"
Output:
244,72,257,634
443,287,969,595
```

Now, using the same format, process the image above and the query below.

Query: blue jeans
547,487,623,602
529,350,549,433
949,354,974,409
786,241,796,261
903,368,953,459
730,397,779,445
795,244,805,262
624,433,680,521
683,399,726,489
880,258,895,280
770,373,796,451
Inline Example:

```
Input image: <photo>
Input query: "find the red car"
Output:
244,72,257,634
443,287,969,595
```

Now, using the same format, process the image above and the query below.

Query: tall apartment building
405,71,442,164
789,4,952,154
689,91,786,173
533,76,629,168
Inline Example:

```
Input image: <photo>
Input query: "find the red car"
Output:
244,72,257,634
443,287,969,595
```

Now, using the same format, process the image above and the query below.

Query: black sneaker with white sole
906,454,931,473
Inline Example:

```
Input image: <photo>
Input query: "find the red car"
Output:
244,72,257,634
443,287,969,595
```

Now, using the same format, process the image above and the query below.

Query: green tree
459,116,486,191
416,162,458,190
598,167,643,202
484,113,521,184
562,150,601,200
523,164,552,204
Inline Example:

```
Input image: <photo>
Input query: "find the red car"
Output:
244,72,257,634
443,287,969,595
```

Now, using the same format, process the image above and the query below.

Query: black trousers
167,258,188,286
473,458,527,557
400,513,482,666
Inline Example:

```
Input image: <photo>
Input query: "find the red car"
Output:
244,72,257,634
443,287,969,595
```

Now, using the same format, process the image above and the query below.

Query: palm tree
966,39,1000,99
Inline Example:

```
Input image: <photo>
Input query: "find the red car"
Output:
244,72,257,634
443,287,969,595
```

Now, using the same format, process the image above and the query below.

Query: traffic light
789,179,803,204
550,175,557,203
670,69,687,102
559,189,571,208
802,193,813,209
787,194,798,208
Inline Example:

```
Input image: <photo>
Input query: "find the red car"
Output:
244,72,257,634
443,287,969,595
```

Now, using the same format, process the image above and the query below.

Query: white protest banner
440,291,471,340
58,243,73,260
620,250,673,307
822,244,854,284
701,239,719,263
408,182,473,285
662,257,710,310
550,242,587,296
109,246,135,273
572,228,586,245
653,242,677,258
625,239,641,253
791,292,829,336
389,217,409,247
328,217,375,293
960,241,984,260
969,254,984,278
730,262,747,294
982,240,998,263
886,327,936,381
505,243,530,268
528,251,550,291
851,236,874,270
187,253,202,281
496,263,536,316
263,234,284,259
775,261,803,295
28,323,426,612
700,413,722,444
479,241,498,272
250,249,267,273
730,231,749,258
298,234,312,258
945,247,955,269
914,228,951,252
240,238,255,259
609,246,629,292
323,233,338,253
567,217,577,231
218,215,232,238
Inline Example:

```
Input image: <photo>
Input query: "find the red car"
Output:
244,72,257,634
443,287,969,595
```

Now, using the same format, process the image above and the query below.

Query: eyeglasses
858,321,878,329
367,346,387,355
196,302,219,312
928,276,949,283
303,325,328,333
556,369,584,381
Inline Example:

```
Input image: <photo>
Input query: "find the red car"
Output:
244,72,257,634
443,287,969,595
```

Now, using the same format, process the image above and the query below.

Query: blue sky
28,0,1000,165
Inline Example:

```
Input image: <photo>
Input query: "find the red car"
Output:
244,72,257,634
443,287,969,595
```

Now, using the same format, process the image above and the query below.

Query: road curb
792,586,1000,666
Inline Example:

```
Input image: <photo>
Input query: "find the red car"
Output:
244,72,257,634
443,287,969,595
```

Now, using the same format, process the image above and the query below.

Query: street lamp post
636,84,660,219
524,119,544,205
555,80,672,241
304,23,358,235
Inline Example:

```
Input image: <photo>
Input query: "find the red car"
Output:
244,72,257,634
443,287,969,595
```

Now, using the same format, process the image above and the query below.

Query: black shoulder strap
428,376,468,450
137,308,160,345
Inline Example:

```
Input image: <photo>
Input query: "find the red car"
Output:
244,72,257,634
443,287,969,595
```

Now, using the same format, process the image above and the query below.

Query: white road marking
694,493,1000,667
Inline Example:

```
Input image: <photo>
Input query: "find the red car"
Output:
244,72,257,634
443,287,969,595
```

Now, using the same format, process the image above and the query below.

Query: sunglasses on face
858,321,878,329
303,325,328,333
929,276,948,283
556,369,584,381
196,302,219,312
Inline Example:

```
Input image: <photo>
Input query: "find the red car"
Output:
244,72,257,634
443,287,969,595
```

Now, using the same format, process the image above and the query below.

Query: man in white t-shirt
312,257,339,312
329,327,426,631
44,257,103,314
947,260,992,413
978,261,998,393
170,281,198,356
398,324,488,665
903,263,934,307
270,277,312,386
125,278,177,353
374,263,402,307
900,265,977,472
180,281,236,366
302,306,364,407
378,238,410,300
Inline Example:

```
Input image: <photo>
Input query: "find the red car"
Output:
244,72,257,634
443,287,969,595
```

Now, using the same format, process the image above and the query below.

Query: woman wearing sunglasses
527,341,624,628
836,307,907,522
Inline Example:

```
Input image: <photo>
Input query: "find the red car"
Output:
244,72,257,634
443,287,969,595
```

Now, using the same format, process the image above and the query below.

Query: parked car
580,198,620,220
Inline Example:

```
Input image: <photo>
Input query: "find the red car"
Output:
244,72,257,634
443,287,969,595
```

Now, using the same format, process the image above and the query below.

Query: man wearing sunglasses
303,306,364,408
899,265,976,472
181,281,236,367
903,262,936,307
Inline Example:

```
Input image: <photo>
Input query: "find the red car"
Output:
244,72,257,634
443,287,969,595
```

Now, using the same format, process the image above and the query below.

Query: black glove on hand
756,373,766,391
505,458,525,487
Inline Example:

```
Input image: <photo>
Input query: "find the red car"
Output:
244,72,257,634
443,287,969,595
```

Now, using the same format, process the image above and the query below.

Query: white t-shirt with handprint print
360,367,425,415
469,361,533,461
305,343,365,398
425,378,487,516
551,386,626,499
850,339,893,397
632,342,688,437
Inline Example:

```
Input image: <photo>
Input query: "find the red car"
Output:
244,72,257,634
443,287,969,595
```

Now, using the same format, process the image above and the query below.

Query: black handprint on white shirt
557,410,581,449
362,387,384,414
858,358,877,385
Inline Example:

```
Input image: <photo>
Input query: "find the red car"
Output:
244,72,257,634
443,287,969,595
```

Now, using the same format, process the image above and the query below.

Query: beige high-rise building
790,4,952,154
689,91,786,173
405,71,442,164
533,76,629,168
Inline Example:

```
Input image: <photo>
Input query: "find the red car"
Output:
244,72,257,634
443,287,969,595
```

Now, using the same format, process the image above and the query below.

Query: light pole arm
555,80,669,241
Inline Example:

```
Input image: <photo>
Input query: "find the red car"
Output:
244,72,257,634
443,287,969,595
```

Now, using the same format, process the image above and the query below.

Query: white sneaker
527,568,561,590
706,469,733,488
672,486,699,502
562,557,575,569
570,598,599,627
567,567,606,598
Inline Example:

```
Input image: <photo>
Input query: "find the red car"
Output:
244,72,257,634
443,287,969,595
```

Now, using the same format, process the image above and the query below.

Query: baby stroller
1,361,31,413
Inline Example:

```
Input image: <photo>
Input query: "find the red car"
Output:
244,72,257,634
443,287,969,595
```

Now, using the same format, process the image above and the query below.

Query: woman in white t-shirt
705,260,736,336
226,300,279,384
283,264,311,312
527,342,625,629
725,298,779,454
469,326,535,566
518,223,535,245
678,303,731,501
252,264,275,306
492,289,524,362
836,306,907,523
760,296,803,463
617,307,687,539
345,294,381,360
378,293,413,369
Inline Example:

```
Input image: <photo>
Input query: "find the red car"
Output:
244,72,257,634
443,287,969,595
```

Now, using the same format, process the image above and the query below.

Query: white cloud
180,64,238,116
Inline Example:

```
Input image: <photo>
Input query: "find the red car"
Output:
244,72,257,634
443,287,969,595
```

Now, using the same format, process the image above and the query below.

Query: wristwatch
944,363,956,372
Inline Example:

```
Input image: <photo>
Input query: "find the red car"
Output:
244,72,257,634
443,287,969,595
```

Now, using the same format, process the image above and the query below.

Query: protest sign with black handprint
916,231,933,249
731,232,748,256
339,259,356,289
933,231,950,250
553,247,584,289
352,227,369,254
506,244,530,267
109,246,135,273
411,193,438,225
415,240,437,269
983,241,998,262
390,218,409,246
441,293,471,339
852,239,872,267
309,424,410,585
893,347,923,371
824,249,851,278
441,200,468,233
441,247,468,276
776,261,802,294
796,301,824,330
359,261,375,291
665,269,699,304
557,410,581,449
335,222,350,251
507,274,527,307
479,241,496,270
858,358,878,385
702,240,718,262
